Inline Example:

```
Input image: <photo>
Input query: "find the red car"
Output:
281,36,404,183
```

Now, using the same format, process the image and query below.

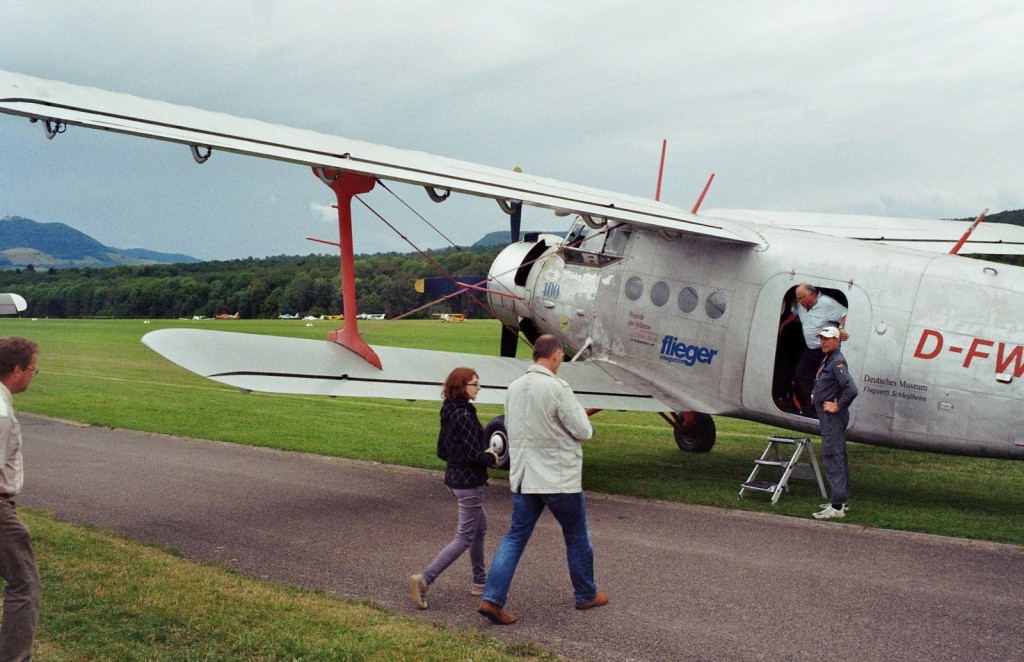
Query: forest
0,247,501,320
2,209,1022,320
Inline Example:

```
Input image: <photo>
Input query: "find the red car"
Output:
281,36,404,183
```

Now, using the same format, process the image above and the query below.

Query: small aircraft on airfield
215,312,241,320
0,293,28,316
277,313,301,320
2,70,1023,465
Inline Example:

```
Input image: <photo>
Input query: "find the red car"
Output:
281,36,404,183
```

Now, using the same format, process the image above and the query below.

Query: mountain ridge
1,216,200,269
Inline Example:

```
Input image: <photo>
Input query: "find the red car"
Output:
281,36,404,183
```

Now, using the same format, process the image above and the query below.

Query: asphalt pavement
18,414,1024,661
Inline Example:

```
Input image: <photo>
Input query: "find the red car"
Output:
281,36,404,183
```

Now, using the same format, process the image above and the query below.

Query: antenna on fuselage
949,208,989,255
655,139,667,201
691,173,715,214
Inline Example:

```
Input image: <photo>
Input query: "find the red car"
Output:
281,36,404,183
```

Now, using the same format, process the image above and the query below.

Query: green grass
24,509,561,662
3,316,1022,544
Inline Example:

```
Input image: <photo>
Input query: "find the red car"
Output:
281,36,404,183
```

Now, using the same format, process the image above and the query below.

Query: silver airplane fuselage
490,221,1024,459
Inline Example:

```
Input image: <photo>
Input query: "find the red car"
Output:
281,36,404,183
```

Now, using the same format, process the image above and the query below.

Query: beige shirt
505,364,594,493
0,382,24,496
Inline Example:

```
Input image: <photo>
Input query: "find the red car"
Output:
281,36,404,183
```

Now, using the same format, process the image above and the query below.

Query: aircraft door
741,274,872,427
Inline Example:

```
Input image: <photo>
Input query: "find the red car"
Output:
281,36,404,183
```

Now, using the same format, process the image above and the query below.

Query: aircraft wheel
673,412,716,453
484,415,510,469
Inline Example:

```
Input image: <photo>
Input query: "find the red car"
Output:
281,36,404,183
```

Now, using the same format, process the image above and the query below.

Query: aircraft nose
487,241,536,330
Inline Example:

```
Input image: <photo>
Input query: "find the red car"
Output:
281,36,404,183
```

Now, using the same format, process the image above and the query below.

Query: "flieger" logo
660,335,719,367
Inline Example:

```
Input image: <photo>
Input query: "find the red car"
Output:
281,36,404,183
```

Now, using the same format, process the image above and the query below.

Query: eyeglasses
466,382,481,387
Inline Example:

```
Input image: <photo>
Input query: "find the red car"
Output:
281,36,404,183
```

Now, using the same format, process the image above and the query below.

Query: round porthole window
625,276,644,301
677,286,698,313
705,291,727,319
650,281,670,307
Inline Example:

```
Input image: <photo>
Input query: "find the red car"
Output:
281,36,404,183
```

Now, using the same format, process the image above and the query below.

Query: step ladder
739,436,827,504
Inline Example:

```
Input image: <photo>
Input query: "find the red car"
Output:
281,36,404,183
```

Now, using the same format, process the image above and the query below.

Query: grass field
2,316,1021,659
3,316,1022,544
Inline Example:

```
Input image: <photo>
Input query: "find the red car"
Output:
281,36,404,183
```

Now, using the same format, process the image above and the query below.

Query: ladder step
767,436,807,445
754,459,790,467
741,481,777,492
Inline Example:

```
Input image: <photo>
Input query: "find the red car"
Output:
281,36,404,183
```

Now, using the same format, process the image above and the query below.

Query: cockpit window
562,219,631,267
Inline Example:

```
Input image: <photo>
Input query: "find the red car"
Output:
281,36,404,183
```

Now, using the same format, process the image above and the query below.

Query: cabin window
650,281,670,307
677,286,698,313
624,276,644,301
705,291,727,319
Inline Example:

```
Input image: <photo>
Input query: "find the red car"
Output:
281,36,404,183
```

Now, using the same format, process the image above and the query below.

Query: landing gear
484,415,510,469
665,411,716,453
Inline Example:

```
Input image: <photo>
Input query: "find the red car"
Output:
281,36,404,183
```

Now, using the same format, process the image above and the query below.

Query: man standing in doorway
478,334,607,625
812,327,858,520
0,336,41,660
780,283,848,416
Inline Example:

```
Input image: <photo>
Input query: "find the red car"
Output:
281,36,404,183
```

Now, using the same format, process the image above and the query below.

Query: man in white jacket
478,335,608,625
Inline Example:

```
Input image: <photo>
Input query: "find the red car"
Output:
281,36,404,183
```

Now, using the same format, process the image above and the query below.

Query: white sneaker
813,504,847,520
819,503,849,513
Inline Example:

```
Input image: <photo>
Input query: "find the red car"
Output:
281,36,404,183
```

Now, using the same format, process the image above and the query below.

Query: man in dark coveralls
811,326,859,520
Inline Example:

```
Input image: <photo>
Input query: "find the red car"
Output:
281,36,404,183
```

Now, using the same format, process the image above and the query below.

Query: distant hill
472,230,566,248
955,209,1024,226
0,216,200,269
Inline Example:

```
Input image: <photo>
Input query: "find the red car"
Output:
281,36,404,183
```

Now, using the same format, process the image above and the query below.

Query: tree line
0,248,501,320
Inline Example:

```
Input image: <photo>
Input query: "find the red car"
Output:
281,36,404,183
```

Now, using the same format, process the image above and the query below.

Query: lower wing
142,329,668,412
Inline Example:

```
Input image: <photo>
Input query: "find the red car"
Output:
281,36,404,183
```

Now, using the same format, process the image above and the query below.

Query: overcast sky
2,1,1022,260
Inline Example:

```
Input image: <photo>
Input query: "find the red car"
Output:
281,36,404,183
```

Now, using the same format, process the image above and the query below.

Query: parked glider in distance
0,293,28,316
2,69,1023,465
277,313,300,320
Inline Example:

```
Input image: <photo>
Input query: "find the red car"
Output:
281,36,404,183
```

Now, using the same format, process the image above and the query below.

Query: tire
484,415,510,469
672,412,716,453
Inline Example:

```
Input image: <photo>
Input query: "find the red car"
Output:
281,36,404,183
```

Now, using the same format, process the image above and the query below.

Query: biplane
2,69,1023,464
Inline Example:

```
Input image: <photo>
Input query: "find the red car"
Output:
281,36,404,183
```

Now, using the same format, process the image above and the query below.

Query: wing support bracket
190,145,212,164
497,198,520,215
314,166,341,185
42,118,66,140
313,167,382,370
425,186,450,202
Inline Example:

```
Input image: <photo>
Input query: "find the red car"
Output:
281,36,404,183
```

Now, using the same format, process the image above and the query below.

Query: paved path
19,415,1024,661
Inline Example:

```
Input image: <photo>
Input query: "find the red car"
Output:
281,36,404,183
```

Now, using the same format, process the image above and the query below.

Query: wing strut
313,168,382,369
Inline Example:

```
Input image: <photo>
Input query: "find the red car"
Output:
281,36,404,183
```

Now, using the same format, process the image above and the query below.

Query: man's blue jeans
482,491,596,606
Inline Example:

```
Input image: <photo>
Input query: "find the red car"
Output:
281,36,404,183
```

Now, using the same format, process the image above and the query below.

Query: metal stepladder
739,436,827,504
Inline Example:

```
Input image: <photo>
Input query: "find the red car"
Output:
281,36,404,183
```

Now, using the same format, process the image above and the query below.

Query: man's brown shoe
575,590,609,610
478,600,518,625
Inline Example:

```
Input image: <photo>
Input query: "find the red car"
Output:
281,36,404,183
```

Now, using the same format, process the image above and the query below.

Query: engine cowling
487,234,560,354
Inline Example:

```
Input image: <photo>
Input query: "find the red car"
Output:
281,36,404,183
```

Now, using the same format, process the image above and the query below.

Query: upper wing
0,69,759,247
706,208,1024,255
142,329,670,412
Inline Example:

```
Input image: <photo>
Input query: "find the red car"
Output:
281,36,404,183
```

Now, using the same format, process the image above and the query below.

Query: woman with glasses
409,367,499,609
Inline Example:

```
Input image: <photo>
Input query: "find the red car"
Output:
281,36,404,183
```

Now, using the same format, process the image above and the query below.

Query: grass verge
24,509,560,661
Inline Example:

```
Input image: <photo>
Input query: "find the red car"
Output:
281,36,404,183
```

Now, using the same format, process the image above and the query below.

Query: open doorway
772,284,849,416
